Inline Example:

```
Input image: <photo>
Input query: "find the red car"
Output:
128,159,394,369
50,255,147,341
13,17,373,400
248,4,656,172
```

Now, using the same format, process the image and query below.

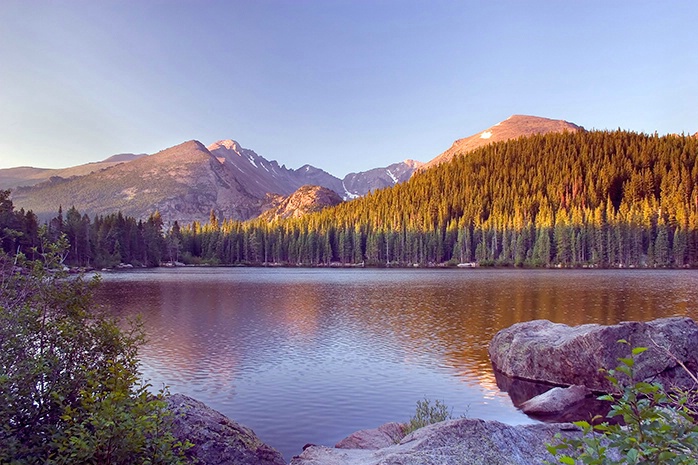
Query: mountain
206,140,421,200
0,154,146,190
259,185,343,220
175,129,698,268
422,115,582,170
10,141,270,224
341,160,423,199
7,137,423,223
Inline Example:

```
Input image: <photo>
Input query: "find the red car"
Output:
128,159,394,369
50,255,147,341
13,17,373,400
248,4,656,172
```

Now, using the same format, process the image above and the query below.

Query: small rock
521,385,591,415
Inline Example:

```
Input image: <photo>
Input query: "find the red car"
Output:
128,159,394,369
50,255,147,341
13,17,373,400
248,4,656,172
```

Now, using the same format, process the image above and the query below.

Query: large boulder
334,422,406,450
488,317,698,392
290,418,579,465
166,393,285,465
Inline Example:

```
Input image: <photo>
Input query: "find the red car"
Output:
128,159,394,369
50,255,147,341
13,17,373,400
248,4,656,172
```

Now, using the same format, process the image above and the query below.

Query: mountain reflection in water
94,268,698,460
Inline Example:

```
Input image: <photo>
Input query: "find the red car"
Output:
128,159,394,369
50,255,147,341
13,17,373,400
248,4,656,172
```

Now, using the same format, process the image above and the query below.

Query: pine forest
3,130,698,269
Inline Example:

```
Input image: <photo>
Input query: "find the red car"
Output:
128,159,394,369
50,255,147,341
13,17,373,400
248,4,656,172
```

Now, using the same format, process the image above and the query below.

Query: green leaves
546,343,698,465
0,239,189,464
404,398,454,435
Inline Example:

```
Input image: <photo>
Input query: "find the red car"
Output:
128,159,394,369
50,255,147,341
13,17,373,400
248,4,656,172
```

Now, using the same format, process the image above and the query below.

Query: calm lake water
95,268,698,460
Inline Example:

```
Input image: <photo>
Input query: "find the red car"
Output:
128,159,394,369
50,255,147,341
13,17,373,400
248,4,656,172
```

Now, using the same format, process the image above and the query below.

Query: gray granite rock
488,317,698,392
521,385,591,415
166,393,285,465
291,418,579,465
335,422,406,450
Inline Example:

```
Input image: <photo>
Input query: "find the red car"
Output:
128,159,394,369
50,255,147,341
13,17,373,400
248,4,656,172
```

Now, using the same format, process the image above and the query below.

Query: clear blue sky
1,1,696,176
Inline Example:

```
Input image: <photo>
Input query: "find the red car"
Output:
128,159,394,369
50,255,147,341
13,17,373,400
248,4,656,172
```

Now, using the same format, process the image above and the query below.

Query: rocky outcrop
259,185,343,220
488,317,698,392
166,393,285,465
334,422,406,450
291,419,579,465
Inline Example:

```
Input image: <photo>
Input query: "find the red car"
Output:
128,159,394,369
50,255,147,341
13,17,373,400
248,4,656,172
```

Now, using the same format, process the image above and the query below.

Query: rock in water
488,317,698,392
291,419,578,465
520,385,591,415
166,394,285,465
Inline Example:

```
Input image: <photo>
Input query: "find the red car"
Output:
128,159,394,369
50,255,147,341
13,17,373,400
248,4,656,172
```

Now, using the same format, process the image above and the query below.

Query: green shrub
0,232,190,464
404,398,453,435
546,342,698,464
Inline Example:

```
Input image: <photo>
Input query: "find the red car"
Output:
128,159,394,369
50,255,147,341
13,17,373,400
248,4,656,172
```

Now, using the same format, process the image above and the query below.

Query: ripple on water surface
95,268,698,459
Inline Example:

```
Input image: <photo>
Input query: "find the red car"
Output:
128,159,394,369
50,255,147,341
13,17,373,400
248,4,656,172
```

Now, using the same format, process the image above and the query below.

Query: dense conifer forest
3,130,698,268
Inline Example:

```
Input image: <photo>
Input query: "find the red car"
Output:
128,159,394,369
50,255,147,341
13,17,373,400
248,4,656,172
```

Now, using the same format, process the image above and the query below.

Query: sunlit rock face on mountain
11,140,271,224
260,185,343,220
422,115,583,170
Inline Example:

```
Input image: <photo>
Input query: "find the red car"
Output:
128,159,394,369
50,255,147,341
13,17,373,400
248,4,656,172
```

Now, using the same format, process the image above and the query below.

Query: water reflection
95,268,698,460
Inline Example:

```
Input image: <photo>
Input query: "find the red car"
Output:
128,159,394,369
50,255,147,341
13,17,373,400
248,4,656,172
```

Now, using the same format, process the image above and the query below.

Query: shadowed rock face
166,394,285,465
291,418,580,465
488,317,698,393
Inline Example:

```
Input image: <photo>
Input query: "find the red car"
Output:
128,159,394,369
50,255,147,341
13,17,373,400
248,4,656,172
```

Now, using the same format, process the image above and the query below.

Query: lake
94,268,698,460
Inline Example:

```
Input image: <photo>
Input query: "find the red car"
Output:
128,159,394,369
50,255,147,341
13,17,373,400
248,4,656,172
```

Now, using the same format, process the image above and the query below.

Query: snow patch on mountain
342,180,359,200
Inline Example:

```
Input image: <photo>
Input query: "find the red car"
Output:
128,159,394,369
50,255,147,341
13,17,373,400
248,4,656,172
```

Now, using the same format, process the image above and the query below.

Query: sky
0,1,697,177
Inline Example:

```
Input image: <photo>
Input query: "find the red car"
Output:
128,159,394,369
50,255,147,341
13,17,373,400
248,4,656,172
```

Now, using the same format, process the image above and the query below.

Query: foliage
0,231,189,464
404,398,453,435
546,344,698,464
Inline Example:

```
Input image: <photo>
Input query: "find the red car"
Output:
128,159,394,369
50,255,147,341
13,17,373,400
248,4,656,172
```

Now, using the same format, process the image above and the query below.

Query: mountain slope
0,154,146,190
422,115,582,170
341,160,423,199
8,136,424,223
11,141,268,223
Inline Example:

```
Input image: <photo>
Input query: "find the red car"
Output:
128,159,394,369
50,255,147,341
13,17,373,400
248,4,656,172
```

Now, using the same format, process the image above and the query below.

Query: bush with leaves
546,342,698,465
404,398,454,435
0,231,190,464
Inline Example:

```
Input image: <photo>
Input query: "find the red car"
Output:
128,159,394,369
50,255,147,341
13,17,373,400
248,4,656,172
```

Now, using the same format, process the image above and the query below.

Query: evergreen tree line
176,130,698,268
0,190,166,268
2,130,698,268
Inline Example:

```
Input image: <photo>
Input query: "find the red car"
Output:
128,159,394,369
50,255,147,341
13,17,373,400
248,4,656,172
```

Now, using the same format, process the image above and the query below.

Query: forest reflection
100,269,698,394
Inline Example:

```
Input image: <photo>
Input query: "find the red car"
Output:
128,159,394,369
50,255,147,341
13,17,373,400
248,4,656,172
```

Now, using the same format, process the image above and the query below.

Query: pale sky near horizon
1,1,697,177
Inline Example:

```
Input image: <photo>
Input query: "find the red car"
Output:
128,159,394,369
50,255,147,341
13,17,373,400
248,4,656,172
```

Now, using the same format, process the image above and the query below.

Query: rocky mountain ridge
6,139,421,224
6,115,582,224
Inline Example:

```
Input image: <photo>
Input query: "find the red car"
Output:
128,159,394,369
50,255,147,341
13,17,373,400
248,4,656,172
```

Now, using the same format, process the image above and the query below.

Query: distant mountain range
4,115,580,223
0,154,147,190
